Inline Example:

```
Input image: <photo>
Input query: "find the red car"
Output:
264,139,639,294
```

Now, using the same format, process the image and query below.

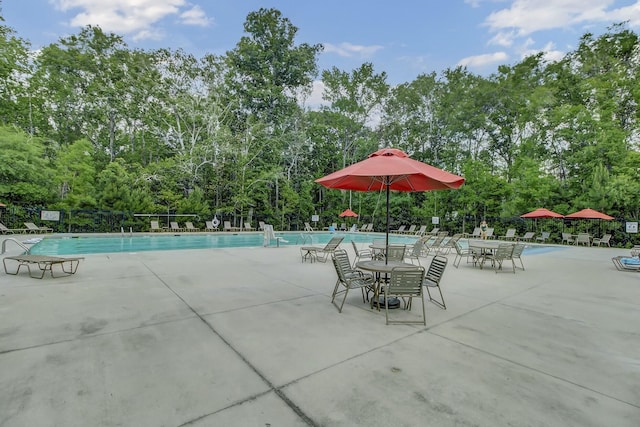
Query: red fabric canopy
520,208,564,219
315,148,465,192
565,208,614,220
316,148,464,262
338,208,358,217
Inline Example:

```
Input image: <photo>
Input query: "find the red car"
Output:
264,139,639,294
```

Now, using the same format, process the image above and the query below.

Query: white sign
431,216,440,225
626,222,638,233
41,210,60,221
311,215,319,222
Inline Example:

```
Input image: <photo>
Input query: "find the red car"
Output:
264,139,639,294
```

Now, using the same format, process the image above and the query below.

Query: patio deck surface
1,236,639,426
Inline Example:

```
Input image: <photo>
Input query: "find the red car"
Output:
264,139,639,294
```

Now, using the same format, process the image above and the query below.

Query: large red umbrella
565,208,614,220
520,208,564,219
316,148,465,261
339,208,358,218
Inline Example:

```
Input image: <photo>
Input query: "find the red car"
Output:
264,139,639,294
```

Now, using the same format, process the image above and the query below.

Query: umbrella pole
385,182,390,265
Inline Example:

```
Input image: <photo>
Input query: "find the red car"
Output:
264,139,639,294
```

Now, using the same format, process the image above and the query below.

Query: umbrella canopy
315,148,465,262
565,208,614,220
338,208,358,218
520,208,564,219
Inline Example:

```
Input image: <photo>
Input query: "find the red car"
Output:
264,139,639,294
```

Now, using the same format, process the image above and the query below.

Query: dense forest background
1,5,639,241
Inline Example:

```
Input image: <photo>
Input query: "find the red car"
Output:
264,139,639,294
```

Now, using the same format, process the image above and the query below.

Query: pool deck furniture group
0,240,638,426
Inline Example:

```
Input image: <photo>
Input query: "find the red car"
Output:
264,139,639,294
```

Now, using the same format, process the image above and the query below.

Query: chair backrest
150,221,160,229
386,245,406,261
512,243,525,258
495,244,515,260
206,221,214,229
224,221,232,230
485,228,494,237
396,225,406,232
351,240,362,256
425,255,448,284
186,221,195,229
349,224,358,232
170,222,180,229
388,266,425,296
332,249,352,275
429,227,439,234
0,222,8,231
542,231,550,239
244,222,253,229
471,227,481,237
24,222,39,230
562,232,571,240
406,225,416,233
366,223,374,231
522,232,535,239
504,229,516,238
599,234,612,243
409,239,423,257
576,233,590,244
258,221,266,231
304,222,314,231
332,251,349,282
415,225,427,235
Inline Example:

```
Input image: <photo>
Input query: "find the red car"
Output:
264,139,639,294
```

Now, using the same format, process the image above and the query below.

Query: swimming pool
27,232,420,255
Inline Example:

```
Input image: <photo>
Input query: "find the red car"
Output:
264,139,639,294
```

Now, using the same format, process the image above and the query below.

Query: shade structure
315,148,465,262
520,208,564,219
338,208,358,218
565,208,614,220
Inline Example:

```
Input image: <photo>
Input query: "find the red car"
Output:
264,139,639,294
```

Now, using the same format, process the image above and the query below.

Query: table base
372,297,401,309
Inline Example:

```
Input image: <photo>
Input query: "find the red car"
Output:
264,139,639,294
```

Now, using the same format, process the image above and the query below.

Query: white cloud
322,42,383,58
51,0,211,40
484,0,640,36
457,51,509,68
488,30,516,47
519,40,566,63
180,5,211,27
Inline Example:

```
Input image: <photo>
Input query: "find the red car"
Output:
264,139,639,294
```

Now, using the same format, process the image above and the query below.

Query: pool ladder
1,238,32,255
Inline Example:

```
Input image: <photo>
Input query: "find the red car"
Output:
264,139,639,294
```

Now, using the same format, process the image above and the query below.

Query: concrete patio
1,237,639,426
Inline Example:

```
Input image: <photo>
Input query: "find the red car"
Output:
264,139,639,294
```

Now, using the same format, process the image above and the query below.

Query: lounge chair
339,223,347,231
484,228,495,239
426,227,440,236
150,220,163,232
324,222,338,231
402,225,417,235
349,224,358,232
414,225,428,236
24,222,53,233
304,222,315,232
258,221,266,231
467,227,481,238
517,232,535,242
391,225,406,234
0,222,28,234
185,221,199,232
592,234,611,247
561,232,573,244
243,222,256,231
224,221,241,232
612,256,640,272
205,221,219,231
300,236,344,263
437,233,463,255
170,222,185,232
536,231,551,243
365,223,374,232
358,224,368,232
499,228,517,240
405,239,424,266
3,254,83,279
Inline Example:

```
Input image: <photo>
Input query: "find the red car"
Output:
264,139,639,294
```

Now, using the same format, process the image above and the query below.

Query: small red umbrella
565,208,614,220
520,208,564,219
316,148,464,261
339,208,358,217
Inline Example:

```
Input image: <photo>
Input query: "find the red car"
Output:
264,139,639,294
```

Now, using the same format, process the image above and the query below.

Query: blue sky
3,0,640,86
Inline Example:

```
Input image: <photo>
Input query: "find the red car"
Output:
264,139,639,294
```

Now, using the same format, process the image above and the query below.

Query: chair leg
426,285,446,309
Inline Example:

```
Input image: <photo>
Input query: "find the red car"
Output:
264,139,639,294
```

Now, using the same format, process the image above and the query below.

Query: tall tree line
1,5,639,230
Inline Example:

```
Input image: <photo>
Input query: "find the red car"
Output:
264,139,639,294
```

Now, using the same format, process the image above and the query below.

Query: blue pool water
27,232,420,256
